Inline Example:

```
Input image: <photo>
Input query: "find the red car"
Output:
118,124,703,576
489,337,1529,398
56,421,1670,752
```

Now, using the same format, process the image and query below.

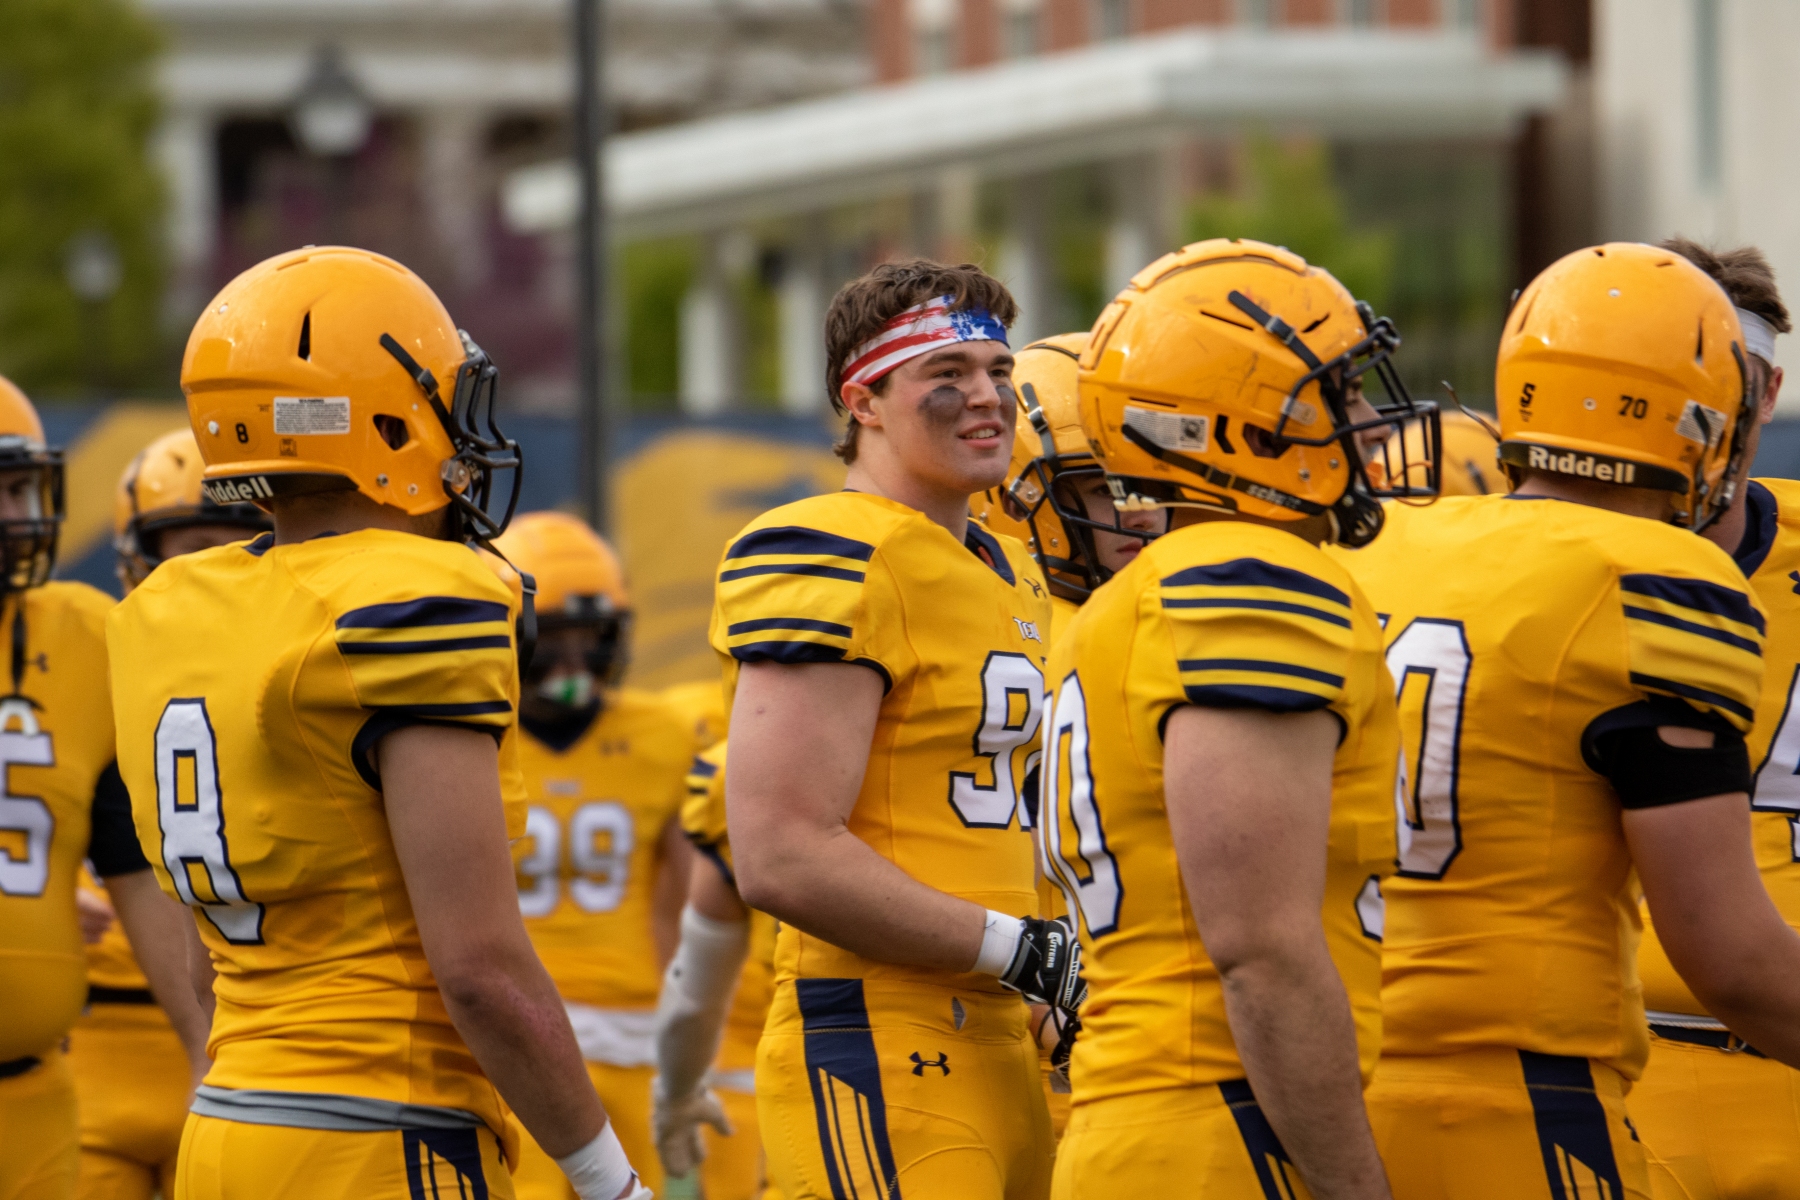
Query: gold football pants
0,1049,78,1200
1633,1032,1800,1200
510,1061,661,1199
1369,1048,1651,1200
1051,1083,1318,1199
756,978,1052,1200
173,1113,513,1200
69,1002,189,1200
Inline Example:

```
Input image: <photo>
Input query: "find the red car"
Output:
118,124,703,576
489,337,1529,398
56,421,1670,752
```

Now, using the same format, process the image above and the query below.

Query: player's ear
840,381,883,429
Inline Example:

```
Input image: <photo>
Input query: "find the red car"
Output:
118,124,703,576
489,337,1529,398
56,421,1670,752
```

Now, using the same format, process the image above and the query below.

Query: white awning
507,26,1568,239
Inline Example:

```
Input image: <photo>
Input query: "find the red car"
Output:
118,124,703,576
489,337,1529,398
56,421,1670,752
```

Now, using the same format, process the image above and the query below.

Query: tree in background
1185,136,1397,313
0,0,164,395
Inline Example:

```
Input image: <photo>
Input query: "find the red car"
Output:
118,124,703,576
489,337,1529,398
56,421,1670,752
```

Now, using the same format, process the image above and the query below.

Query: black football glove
998,915,1086,1012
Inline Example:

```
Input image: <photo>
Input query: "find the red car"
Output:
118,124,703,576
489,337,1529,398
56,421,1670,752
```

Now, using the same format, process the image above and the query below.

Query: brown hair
1661,236,1792,335
823,259,1019,463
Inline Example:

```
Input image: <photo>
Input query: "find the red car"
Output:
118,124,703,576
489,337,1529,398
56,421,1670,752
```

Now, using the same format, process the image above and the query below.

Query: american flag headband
843,297,1011,388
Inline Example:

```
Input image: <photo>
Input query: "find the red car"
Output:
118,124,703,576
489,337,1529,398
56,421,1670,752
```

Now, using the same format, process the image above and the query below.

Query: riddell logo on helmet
1525,445,1637,484
203,477,275,505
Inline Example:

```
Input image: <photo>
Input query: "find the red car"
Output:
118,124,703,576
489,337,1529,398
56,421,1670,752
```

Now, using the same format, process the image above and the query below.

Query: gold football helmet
181,246,521,542
1079,239,1439,547
1497,242,1749,530
115,429,272,591
971,333,1153,599
492,511,631,688
0,376,63,592
1378,407,1504,497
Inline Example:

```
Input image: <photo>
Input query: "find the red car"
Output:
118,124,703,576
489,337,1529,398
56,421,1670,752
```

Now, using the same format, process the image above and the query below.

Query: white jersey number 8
155,698,264,944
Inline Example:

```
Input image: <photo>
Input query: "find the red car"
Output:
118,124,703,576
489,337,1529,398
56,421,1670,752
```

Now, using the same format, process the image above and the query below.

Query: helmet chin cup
1331,486,1386,549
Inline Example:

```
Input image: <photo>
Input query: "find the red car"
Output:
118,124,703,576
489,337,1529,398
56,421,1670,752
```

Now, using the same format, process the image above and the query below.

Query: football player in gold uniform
495,511,696,1200
651,739,779,1200
710,261,1070,1199
971,331,1165,1144
106,247,650,1200
1043,239,1432,1200
1337,243,1800,1200
68,430,269,1200
1630,239,1800,1198
0,382,209,1200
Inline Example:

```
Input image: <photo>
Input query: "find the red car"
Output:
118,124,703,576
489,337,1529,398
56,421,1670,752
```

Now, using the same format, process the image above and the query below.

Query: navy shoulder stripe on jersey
1182,683,1335,712
1178,658,1346,688
1161,558,1350,607
1161,596,1352,628
1619,574,1764,634
727,617,855,638
1628,672,1755,722
726,525,875,563
337,596,511,630
338,634,514,655
1622,606,1761,656
717,563,866,584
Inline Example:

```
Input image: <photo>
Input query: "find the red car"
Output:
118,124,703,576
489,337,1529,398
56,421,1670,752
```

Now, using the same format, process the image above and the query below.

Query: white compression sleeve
652,905,751,1101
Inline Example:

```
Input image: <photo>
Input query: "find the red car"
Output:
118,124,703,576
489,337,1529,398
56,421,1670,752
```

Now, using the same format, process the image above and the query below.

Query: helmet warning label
1124,405,1208,453
273,396,351,436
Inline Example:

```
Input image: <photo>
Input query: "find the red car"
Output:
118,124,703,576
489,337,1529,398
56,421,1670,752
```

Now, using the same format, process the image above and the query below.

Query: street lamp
291,46,374,158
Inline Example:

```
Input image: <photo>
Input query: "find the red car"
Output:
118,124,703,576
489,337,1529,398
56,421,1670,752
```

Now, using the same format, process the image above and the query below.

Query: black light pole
572,0,611,532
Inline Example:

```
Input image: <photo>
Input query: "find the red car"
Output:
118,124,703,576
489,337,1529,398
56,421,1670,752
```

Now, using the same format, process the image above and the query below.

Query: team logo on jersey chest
1012,617,1043,644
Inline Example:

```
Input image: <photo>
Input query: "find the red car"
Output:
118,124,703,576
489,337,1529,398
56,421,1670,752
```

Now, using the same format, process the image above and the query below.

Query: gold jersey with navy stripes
1640,477,1800,1017
1334,494,1763,1077
0,582,145,1200
1042,520,1400,1102
106,529,527,1148
0,582,141,1064
1632,477,1800,1199
710,491,1056,1200
710,490,1053,993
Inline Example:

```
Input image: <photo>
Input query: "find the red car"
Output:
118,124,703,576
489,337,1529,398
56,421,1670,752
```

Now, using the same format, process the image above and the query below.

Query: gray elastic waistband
1645,1010,1729,1033
191,1085,486,1133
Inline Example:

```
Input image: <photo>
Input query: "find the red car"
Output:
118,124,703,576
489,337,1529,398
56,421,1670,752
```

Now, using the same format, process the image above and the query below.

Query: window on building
1094,0,1130,40
911,0,956,75
1347,0,1379,26
1452,0,1483,28
1004,0,1042,58
1241,0,1277,28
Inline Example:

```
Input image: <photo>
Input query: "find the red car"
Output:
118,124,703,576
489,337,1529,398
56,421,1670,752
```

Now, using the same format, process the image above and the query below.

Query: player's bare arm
381,723,604,1153
1166,705,1394,1200
103,869,212,1088
383,724,644,1200
729,658,989,970
1625,769,1800,1066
